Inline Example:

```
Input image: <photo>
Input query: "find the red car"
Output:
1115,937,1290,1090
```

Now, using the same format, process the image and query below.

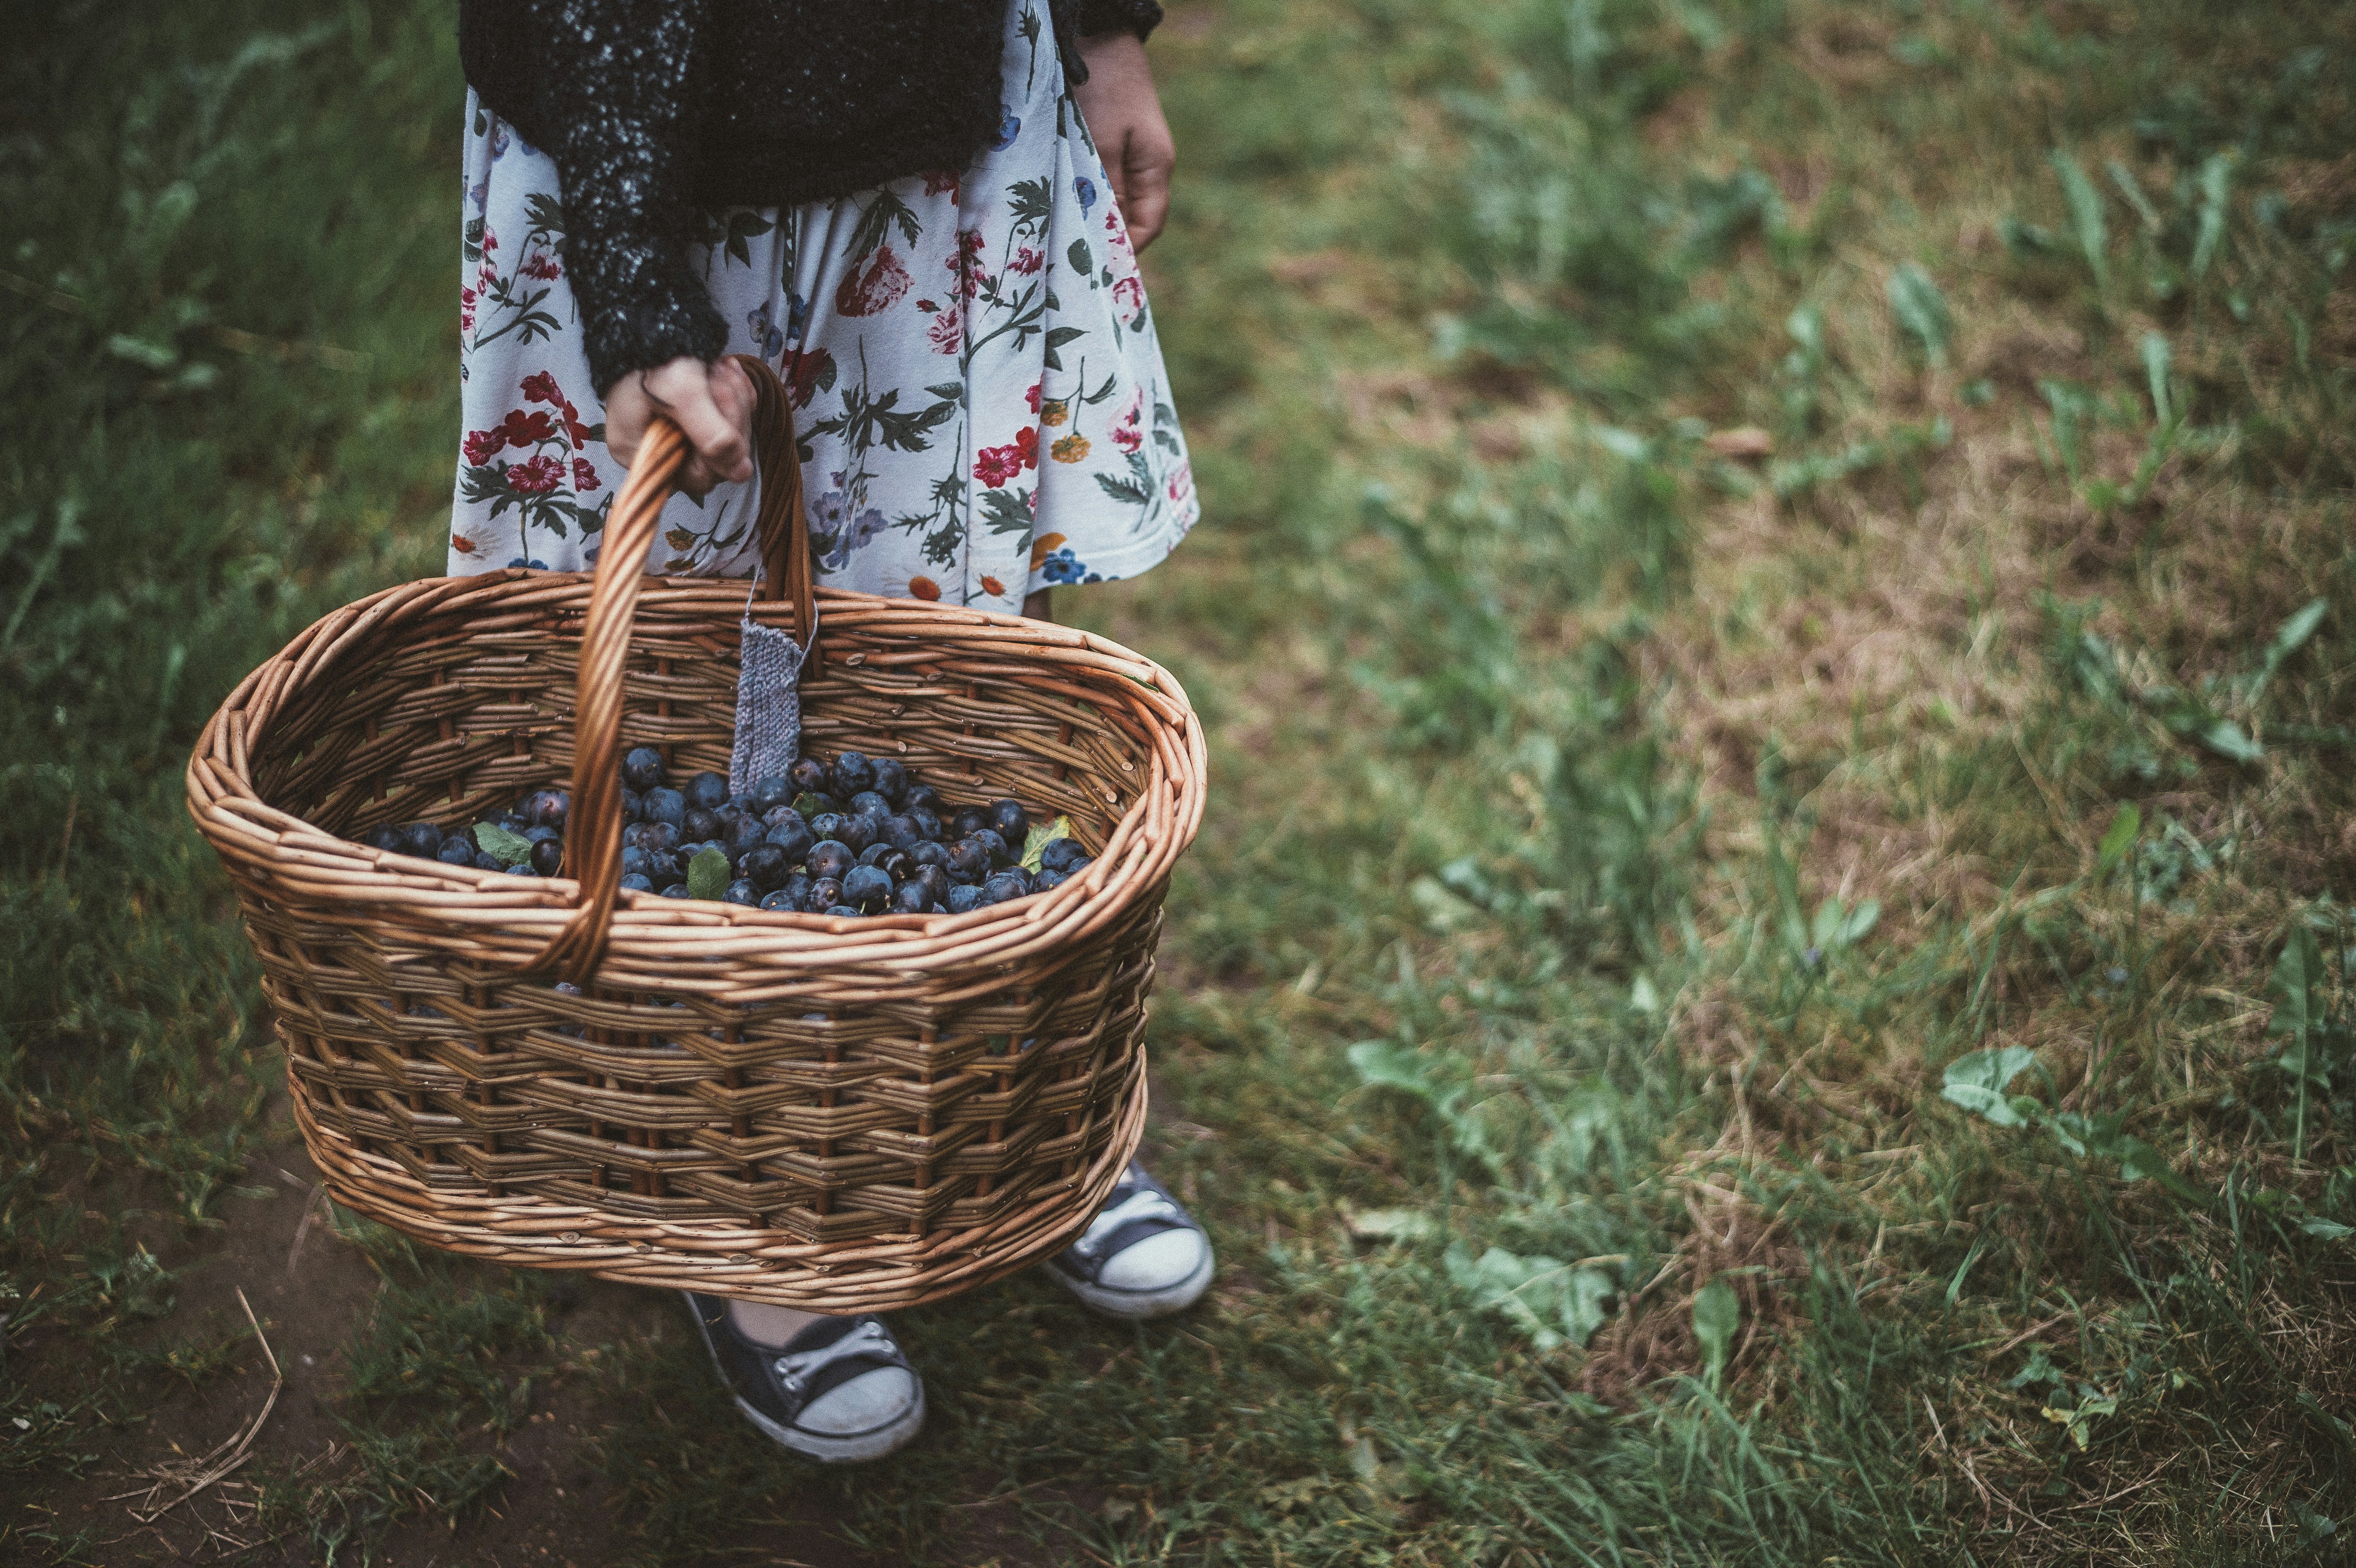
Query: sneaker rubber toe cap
1096,1228,1210,1293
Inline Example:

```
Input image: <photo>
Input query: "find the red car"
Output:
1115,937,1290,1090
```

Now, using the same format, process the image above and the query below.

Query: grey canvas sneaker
682,1296,925,1463
1046,1161,1215,1319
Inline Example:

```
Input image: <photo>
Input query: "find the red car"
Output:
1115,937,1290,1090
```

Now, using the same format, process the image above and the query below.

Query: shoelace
772,1318,893,1398
1070,1183,1184,1261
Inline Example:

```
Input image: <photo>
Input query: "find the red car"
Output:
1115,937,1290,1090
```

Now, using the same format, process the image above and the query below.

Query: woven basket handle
529,353,813,982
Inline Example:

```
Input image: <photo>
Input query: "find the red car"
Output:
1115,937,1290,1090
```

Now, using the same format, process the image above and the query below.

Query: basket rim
186,571,1206,993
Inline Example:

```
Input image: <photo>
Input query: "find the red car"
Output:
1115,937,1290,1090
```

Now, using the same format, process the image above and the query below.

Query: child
448,0,1210,1462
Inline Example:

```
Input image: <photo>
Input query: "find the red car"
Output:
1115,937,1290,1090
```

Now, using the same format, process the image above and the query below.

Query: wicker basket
185,358,1204,1311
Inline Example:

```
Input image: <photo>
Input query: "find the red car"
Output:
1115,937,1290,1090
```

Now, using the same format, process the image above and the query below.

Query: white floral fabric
448,0,1196,606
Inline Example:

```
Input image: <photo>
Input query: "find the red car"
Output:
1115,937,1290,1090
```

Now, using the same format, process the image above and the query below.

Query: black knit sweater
459,0,1164,396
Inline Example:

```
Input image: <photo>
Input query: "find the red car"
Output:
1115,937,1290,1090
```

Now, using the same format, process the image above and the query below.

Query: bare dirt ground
5,1123,893,1567
9,1072,1204,1565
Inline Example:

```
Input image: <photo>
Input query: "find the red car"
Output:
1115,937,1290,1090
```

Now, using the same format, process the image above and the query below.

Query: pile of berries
364,749,1093,917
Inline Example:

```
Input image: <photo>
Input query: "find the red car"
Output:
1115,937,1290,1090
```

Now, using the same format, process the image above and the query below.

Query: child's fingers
658,371,753,489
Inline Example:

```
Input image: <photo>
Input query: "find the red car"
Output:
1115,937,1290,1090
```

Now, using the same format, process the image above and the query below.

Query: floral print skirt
448,0,1197,606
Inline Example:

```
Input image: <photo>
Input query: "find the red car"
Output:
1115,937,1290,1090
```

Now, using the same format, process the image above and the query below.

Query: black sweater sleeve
493,0,731,396
1076,0,1163,38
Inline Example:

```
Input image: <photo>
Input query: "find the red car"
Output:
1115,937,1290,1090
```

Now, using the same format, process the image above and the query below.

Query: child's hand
606,356,756,497
1073,33,1174,251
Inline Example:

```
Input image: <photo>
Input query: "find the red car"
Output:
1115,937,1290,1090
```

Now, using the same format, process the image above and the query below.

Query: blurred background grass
4,0,2355,1563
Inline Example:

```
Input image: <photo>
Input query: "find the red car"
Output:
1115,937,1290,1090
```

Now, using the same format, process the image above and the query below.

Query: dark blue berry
829,752,875,798
765,822,815,864
879,813,922,851
738,843,789,891
778,872,814,909
644,787,687,828
849,790,891,821
438,836,478,867
907,839,949,870
946,883,984,913
749,774,792,814
722,878,760,906
806,876,843,912
474,849,504,871
903,783,945,817
683,806,722,843
524,789,569,830
911,864,950,906
945,838,992,884
1038,838,1087,874
685,771,729,812
529,838,565,876
622,747,666,792
620,872,654,892
907,808,944,843
806,840,855,881
952,806,989,840
645,850,685,890
891,880,931,915
834,814,877,854
987,798,1028,845
367,825,403,853
724,813,767,858
760,889,798,911
621,845,649,878
396,821,444,859
622,787,644,822
841,865,893,913
1034,868,1068,891
869,757,906,806
825,904,862,918
859,844,911,882
969,828,1012,869
637,821,681,856
981,870,1030,904
507,863,539,877
660,883,691,898
788,758,830,796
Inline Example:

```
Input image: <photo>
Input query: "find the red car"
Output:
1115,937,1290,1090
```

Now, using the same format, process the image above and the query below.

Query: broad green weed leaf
2097,805,2141,875
2113,1134,2201,1199
1839,900,1880,947
2300,1217,2354,1242
2268,926,2324,1045
2192,150,2234,282
1942,1046,2040,1127
1446,1244,1616,1351
2042,1387,2116,1451
687,847,731,902
1886,263,1952,367
2196,719,2263,763
2263,599,2329,682
2050,151,2109,290
472,822,532,864
1348,1039,1442,1106
1692,1279,1740,1383
1342,1206,1437,1243
2008,1347,2064,1389
2139,333,2173,425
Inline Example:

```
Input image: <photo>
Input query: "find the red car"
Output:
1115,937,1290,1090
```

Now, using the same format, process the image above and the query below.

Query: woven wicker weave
185,358,1204,1311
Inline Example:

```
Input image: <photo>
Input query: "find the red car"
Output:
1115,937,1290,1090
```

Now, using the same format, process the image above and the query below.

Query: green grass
6,0,2356,1563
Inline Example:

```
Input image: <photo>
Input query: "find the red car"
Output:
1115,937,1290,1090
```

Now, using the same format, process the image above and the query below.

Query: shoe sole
1052,1246,1216,1320
732,1382,927,1465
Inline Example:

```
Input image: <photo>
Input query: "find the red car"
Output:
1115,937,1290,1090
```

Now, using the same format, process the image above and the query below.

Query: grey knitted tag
729,613,803,796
